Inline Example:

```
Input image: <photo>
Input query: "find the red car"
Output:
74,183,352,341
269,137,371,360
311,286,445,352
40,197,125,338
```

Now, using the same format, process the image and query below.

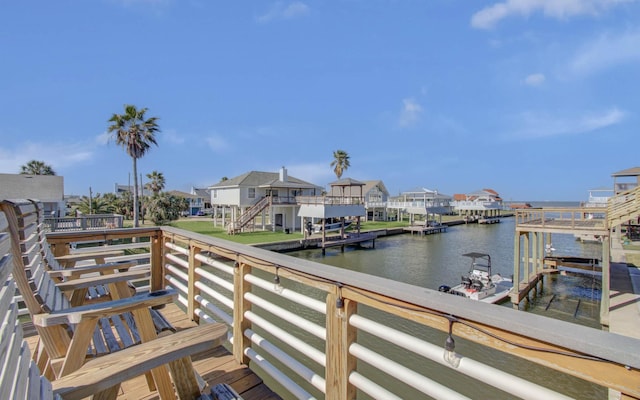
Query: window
248,188,256,199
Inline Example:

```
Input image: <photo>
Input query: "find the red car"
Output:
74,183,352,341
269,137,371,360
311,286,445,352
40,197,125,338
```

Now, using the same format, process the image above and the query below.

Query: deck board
23,303,282,400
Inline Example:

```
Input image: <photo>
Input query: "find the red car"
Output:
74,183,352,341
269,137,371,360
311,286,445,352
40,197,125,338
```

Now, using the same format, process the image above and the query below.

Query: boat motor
438,285,451,293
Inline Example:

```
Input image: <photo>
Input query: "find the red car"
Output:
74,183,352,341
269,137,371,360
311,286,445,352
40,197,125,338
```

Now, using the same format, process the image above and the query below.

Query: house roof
611,167,640,177
361,180,389,196
208,171,320,190
329,177,365,187
168,190,200,199
192,187,210,198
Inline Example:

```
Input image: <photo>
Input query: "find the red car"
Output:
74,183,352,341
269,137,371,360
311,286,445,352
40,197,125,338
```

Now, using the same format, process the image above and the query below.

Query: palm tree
108,105,160,227
20,160,55,175
330,149,350,179
145,170,166,196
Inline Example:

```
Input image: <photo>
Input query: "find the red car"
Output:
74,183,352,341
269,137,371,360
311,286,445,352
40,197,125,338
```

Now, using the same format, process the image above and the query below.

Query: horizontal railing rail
296,196,365,206
41,226,640,399
515,207,609,234
44,214,124,232
607,185,640,228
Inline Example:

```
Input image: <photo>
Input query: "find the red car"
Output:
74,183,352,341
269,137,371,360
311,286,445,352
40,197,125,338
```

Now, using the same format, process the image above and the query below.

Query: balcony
36,225,640,399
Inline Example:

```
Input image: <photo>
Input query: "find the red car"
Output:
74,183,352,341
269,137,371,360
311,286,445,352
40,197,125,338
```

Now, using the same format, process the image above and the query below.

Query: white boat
574,188,613,242
312,218,353,233
438,252,512,304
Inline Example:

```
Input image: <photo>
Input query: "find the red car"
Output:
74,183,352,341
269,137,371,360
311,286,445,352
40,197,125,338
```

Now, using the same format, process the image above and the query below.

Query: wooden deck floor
23,303,282,400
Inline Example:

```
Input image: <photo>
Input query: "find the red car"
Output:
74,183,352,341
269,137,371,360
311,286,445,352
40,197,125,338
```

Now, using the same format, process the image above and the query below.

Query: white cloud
509,107,626,139
161,129,185,145
471,0,632,29
205,135,229,152
0,141,94,173
398,98,423,128
256,2,310,23
96,131,111,145
568,30,640,76
524,73,545,86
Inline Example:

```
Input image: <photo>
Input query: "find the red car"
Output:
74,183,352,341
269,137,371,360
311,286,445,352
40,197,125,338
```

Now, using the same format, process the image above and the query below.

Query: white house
0,173,65,216
361,180,390,221
451,189,503,219
208,167,323,233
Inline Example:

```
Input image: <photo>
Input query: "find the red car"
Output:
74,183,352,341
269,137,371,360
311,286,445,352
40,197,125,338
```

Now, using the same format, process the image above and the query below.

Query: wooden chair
7,199,143,304
1,201,199,397
5,200,173,333
0,209,229,399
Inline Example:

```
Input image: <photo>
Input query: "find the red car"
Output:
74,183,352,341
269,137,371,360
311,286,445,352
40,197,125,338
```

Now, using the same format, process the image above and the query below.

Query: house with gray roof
0,173,65,216
167,190,205,216
361,180,390,221
208,167,323,233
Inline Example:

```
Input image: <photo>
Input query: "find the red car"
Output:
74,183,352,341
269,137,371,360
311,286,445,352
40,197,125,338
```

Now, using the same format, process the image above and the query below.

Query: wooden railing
515,207,609,235
228,196,272,234
44,213,124,232
43,227,640,399
607,185,640,228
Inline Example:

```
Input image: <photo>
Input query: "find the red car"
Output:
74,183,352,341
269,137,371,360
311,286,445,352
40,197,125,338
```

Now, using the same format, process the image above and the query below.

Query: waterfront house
192,187,211,210
361,180,390,221
208,167,323,233
386,187,453,222
612,166,640,194
451,188,504,219
167,190,205,216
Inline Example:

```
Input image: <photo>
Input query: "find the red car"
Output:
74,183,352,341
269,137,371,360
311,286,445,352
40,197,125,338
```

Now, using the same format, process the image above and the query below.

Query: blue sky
1,0,638,201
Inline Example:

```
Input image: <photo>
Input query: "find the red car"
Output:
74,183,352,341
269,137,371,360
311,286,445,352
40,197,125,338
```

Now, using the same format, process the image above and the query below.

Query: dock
403,224,447,236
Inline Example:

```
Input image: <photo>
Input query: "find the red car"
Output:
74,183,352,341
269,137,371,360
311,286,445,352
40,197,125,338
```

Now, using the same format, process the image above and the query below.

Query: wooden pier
403,224,447,236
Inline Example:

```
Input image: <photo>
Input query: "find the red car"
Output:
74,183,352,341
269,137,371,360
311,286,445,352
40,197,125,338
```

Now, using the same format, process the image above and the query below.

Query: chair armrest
34,289,177,326
53,269,149,292
49,261,138,278
51,322,228,400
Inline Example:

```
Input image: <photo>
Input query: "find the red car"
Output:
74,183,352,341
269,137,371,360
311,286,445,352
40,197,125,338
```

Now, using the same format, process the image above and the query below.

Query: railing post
600,236,611,326
325,290,357,400
150,231,164,292
233,261,251,365
188,243,201,322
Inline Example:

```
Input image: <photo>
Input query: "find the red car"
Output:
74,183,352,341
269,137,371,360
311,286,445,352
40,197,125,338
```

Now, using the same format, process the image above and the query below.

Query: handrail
228,196,272,234
44,214,124,232
607,185,640,228
41,226,640,399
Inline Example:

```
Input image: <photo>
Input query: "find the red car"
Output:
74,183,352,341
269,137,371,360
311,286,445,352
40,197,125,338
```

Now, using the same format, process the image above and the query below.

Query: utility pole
89,186,93,215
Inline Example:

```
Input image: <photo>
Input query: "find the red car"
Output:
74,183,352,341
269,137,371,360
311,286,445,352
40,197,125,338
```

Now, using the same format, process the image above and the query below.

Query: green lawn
125,216,462,245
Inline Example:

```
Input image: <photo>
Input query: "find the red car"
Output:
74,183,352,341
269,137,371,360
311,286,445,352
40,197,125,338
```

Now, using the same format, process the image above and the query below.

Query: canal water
279,216,605,399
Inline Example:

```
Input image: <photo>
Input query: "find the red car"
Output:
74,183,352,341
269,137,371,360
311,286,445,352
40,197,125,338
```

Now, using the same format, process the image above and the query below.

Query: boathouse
511,167,640,327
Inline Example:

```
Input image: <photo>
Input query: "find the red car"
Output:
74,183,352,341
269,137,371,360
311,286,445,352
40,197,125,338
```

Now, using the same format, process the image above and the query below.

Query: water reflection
283,217,605,399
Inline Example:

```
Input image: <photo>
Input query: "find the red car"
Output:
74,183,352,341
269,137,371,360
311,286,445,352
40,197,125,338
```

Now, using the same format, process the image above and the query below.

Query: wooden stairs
607,185,640,228
227,196,272,234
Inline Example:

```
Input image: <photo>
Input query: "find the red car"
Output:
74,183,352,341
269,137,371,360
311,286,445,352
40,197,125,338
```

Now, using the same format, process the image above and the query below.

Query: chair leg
169,356,201,399
92,384,122,400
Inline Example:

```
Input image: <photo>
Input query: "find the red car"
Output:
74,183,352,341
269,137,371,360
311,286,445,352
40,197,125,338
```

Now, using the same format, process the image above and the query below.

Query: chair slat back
0,210,53,400
1,200,71,314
